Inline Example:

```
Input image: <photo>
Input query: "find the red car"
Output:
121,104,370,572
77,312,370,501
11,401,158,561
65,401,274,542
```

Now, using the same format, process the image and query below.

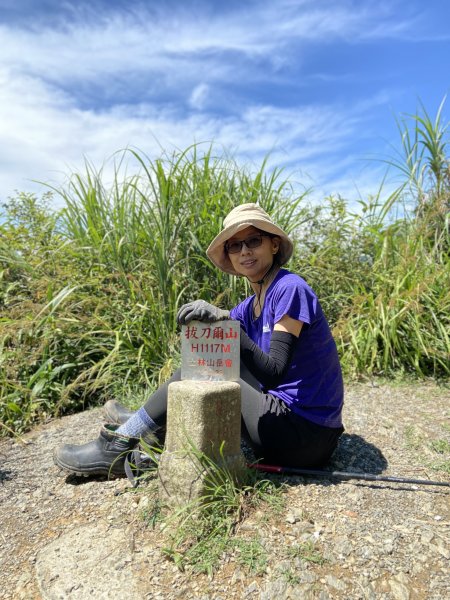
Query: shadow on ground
329,433,388,474
259,434,390,490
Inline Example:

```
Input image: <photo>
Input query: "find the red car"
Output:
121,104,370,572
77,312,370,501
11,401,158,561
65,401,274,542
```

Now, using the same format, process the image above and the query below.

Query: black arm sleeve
240,328,298,389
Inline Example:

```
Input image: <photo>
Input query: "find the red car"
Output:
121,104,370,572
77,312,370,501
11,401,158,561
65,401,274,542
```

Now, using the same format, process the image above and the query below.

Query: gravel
0,381,449,599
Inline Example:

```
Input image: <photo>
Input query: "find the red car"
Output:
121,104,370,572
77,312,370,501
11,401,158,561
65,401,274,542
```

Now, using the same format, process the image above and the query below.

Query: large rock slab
35,523,141,599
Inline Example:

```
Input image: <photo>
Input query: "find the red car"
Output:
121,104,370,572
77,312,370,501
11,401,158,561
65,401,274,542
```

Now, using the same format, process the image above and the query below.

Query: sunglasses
224,233,271,254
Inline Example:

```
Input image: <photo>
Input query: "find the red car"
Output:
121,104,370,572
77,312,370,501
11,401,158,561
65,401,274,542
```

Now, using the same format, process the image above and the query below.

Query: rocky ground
1,381,449,599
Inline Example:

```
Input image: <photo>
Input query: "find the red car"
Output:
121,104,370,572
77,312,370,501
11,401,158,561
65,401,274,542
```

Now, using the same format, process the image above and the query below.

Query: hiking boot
54,425,139,477
103,400,136,425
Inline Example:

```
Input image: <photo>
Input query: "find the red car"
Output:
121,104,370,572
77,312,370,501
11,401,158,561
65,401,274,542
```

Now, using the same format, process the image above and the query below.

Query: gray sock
116,407,157,438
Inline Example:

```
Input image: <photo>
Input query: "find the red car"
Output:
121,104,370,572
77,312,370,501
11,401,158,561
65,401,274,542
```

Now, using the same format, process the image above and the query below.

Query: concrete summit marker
159,320,244,508
181,320,240,381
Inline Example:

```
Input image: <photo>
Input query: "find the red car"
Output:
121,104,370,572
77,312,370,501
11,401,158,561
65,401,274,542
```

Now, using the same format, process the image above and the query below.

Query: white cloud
0,1,417,87
189,84,210,110
0,59,383,206
0,0,426,205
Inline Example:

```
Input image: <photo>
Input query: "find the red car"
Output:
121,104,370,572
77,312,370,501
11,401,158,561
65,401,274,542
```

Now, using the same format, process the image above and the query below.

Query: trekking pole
248,463,450,488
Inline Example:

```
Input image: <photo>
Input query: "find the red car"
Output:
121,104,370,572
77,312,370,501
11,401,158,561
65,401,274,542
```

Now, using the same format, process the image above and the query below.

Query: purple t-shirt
230,269,343,428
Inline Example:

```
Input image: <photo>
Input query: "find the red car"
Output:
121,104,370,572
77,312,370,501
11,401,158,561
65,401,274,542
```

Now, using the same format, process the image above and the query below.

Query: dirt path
1,381,449,599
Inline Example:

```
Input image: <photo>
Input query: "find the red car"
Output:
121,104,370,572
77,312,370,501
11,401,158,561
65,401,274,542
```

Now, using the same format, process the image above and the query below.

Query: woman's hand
177,300,230,325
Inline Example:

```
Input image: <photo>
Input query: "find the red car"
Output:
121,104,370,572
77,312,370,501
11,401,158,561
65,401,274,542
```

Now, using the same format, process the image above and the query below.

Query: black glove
177,300,230,325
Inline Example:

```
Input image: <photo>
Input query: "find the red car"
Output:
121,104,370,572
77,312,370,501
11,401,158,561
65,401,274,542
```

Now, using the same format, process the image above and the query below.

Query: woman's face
225,226,280,281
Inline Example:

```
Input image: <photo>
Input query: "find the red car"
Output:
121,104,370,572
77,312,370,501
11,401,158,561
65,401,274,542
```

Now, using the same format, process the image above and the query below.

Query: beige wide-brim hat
206,203,294,275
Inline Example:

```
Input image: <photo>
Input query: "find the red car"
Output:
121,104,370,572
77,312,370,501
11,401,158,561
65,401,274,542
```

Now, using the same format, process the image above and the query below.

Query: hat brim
206,220,293,275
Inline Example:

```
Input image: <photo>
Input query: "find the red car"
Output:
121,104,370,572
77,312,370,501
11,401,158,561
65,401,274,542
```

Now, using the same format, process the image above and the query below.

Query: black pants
143,363,343,469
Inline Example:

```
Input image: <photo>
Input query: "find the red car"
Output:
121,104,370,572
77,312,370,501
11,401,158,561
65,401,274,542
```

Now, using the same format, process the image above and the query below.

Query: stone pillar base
158,380,245,509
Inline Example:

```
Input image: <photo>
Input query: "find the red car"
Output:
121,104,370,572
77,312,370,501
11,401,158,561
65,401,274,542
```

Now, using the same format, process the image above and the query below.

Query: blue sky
1,0,449,208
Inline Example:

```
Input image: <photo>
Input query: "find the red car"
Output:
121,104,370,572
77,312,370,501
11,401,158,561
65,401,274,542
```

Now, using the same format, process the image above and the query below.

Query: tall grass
0,146,310,434
334,221,449,376
296,99,449,378
1,100,449,435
